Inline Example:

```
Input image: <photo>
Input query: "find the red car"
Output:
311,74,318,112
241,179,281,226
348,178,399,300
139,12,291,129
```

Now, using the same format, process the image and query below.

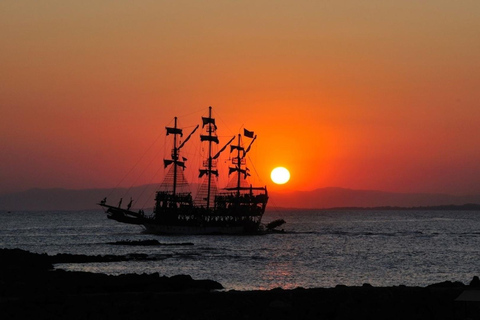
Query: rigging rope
106,129,164,200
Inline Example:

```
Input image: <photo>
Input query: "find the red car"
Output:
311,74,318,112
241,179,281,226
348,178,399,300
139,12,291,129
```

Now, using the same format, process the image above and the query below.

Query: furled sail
166,127,183,136
199,169,219,178
200,135,219,144
202,117,217,129
229,166,250,179
163,159,185,169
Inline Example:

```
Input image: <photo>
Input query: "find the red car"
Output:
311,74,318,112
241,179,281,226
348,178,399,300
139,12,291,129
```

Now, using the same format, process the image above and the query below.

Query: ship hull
102,204,265,235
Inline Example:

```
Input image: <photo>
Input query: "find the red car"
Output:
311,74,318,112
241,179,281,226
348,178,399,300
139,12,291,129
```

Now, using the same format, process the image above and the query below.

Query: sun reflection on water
260,262,299,290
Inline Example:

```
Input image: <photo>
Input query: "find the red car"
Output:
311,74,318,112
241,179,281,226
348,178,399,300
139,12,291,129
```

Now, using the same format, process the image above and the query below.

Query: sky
1,1,480,196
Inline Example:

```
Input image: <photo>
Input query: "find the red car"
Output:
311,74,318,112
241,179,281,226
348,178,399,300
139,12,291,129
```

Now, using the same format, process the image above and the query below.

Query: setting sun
271,167,290,185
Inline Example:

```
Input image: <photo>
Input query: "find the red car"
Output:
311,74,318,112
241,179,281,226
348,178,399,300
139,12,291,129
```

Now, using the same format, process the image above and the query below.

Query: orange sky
1,1,480,195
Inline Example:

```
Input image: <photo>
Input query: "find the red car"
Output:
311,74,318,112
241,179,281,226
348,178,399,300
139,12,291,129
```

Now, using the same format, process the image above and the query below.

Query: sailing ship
99,107,273,234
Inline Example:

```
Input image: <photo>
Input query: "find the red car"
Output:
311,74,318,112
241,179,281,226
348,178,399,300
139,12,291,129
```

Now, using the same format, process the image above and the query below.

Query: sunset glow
1,2,480,196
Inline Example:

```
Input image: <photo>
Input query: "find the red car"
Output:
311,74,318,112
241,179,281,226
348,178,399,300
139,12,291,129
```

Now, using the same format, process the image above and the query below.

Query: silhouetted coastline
329,203,480,211
3,185,480,211
1,248,479,319
271,203,480,211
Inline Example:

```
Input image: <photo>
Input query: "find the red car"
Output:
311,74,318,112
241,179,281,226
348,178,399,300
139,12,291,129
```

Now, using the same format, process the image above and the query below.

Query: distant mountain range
1,185,480,211
269,187,480,209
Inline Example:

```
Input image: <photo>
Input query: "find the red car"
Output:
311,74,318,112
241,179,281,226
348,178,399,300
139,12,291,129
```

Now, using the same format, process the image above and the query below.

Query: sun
271,167,290,184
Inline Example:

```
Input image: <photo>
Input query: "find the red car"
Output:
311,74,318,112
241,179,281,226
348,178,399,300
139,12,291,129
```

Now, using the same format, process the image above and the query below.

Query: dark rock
0,249,472,320
469,276,480,287
0,248,53,272
264,299,292,320
427,280,465,288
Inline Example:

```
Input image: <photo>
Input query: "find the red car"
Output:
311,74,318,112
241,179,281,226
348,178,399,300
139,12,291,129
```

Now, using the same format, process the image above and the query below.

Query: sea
1,209,480,291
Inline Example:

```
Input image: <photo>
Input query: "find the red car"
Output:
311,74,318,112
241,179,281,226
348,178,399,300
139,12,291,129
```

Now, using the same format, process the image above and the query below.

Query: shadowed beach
1,248,479,320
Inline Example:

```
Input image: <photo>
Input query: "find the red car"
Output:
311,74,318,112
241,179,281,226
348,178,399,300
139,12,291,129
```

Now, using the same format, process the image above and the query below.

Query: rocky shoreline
1,248,479,319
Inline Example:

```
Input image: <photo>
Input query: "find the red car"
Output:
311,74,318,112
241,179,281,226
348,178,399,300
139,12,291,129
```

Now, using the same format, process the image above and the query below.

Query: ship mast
164,118,198,202
197,107,234,210
198,106,220,211
228,129,256,196
236,133,242,198
206,107,213,210
164,117,182,201
172,117,178,199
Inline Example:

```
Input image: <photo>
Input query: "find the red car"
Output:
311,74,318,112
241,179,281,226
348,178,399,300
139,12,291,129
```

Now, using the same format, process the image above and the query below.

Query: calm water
1,209,479,290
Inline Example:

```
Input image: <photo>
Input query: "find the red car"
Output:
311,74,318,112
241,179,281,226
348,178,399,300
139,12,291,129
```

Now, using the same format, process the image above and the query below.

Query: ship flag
244,128,254,138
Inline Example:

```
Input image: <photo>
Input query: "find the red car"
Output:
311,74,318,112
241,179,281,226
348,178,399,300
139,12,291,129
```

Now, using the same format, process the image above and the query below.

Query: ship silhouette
99,107,276,234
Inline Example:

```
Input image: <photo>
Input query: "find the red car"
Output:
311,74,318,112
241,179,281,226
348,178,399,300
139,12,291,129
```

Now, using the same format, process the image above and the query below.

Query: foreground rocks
1,249,479,320
0,248,223,293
